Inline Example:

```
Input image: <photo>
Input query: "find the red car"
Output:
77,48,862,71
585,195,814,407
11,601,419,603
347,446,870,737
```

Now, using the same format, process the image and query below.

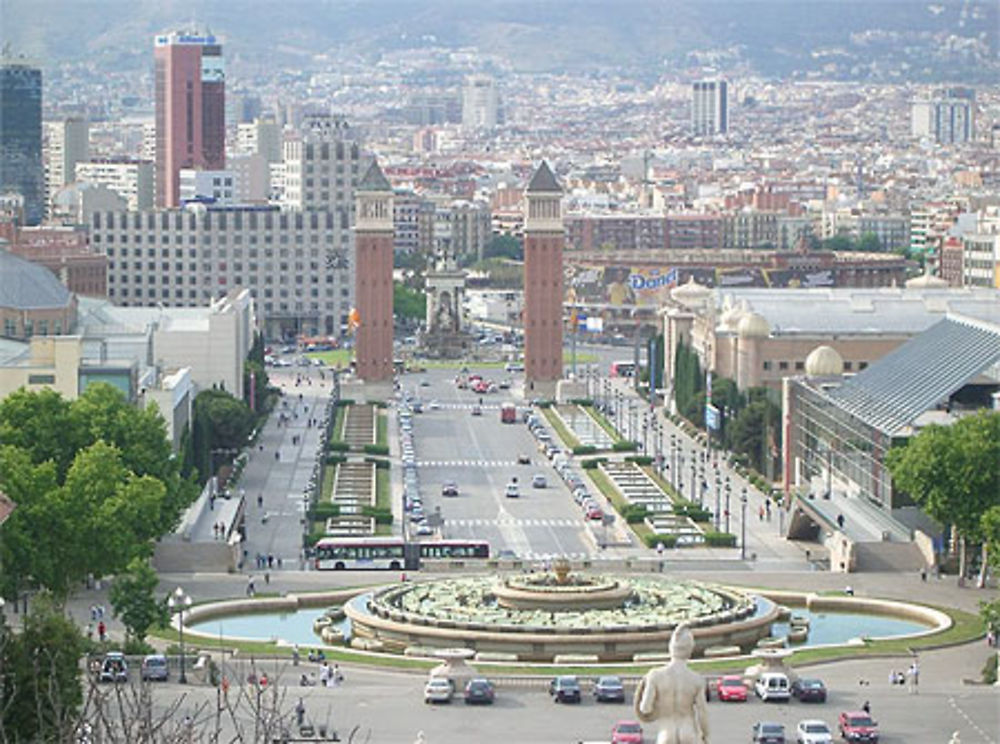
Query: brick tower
353,160,394,383
523,161,564,394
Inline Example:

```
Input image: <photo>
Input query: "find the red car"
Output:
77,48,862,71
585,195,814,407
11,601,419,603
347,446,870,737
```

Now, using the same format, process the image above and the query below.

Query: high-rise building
75,159,155,210
236,117,282,163
1,56,43,225
154,31,226,208
281,114,361,214
523,162,564,392
353,161,394,383
45,118,89,211
462,75,499,131
911,88,975,144
691,79,728,136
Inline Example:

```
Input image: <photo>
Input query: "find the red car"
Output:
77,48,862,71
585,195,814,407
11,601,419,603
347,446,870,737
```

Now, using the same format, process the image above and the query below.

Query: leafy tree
109,557,167,644
0,593,84,741
820,234,854,252
243,332,271,413
194,389,254,452
483,234,523,261
393,281,426,321
856,231,882,252
886,410,1000,581
0,388,80,473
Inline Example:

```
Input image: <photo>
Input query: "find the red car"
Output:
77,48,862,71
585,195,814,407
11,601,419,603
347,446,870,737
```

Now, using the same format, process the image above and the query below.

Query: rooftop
0,251,73,311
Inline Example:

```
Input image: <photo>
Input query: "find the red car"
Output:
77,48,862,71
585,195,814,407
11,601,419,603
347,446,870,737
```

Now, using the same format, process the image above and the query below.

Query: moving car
594,675,626,703
140,654,168,682
471,405,482,416
586,504,605,520
838,711,879,742
791,678,827,703
752,721,786,744
795,719,833,744
755,672,791,702
532,474,547,489
715,674,748,702
505,483,520,498
423,677,453,704
610,720,643,744
99,652,128,683
517,453,532,465
464,678,495,705
549,675,582,703
441,481,459,497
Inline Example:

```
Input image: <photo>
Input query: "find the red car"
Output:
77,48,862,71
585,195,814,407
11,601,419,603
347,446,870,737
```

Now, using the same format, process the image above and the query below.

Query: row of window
762,360,868,372
3,318,64,337
95,232,347,245
93,210,348,231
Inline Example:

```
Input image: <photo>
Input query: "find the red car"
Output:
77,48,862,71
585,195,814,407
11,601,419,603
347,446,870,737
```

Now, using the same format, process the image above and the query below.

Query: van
754,672,790,702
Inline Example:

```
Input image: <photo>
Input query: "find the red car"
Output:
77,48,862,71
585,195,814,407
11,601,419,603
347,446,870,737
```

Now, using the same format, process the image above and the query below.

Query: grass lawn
541,407,582,450
375,467,390,510
582,404,623,443
320,462,337,504
330,404,347,444
376,410,388,447
307,349,353,368
585,467,652,542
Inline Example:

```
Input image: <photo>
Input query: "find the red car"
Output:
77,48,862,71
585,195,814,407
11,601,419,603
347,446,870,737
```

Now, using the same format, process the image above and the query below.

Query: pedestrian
908,661,919,694
268,554,274,569
295,698,306,727
90,604,98,621
97,620,106,642
86,622,94,641
414,732,426,744
319,661,330,686
257,493,264,508
920,567,927,582
97,604,105,620
758,505,764,521
247,576,255,597
277,556,283,569
275,450,280,461
264,571,270,585
888,670,897,686
292,644,301,666
333,663,343,686
861,700,871,715
837,513,845,529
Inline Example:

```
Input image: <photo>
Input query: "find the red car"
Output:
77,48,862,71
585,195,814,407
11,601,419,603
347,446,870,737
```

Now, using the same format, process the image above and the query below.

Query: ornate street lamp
168,587,193,684
740,487,749,560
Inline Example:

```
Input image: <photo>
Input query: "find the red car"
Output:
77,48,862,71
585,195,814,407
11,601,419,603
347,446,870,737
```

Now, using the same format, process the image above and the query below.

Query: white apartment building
462,75,499,130
179,169,236,204
236,117,282,163
911,89,975,144
961,233,1000,288
45,118,89,210
281,114,362,217
75,159,154,210
692,80,729,136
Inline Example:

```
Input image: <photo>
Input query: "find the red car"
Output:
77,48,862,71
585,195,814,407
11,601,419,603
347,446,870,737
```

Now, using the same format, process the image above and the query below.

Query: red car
838,711,879,742
715,675,748,702
611,720,643,744
586,504,604,520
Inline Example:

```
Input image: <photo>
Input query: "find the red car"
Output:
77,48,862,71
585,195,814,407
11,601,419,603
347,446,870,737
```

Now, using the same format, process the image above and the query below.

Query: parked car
586,504,605,521
423,677,454,704
795,719,833,744
791,678,827,703
140,654,168,682
755,672,791,702
505,483,520,498
715,674,748,702
441,481,459,497
532,474,547,489
415,523,434,536
464,678,495,705
99,652,128,683
594,675,626,703
549,675,582,704
838,711,879,742
610,720,643,744
752,721,786,744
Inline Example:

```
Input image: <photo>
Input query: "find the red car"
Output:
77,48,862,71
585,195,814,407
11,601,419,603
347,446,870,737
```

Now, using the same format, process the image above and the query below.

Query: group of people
211,522,227,539
888,661,920,693
87,605,108,642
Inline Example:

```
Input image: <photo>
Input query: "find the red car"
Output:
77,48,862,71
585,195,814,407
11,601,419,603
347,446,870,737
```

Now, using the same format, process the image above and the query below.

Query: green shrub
309,503,341,520
702,531,737,547
304,527,328,547
622,504,648,524
625,455,654,465
573,445,597,455
642,533,678,549
335,399,355,407
326,454,346,465
372,400,388,409
535,400,554,409
569,398,594,406
362,505,393,525
365,456,390,469
363,444,390,456
982,653,998,685
580,458,607,470
328,441,349,452
674,501,712,522
612,440,639,452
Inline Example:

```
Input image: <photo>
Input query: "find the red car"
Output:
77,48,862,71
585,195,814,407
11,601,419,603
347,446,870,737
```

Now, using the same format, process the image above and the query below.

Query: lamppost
725,478,732,533
690,458,696,503
740,487,748,560
714,473,721,531
616,390,623,435
671,435,678,490
168,587,193,684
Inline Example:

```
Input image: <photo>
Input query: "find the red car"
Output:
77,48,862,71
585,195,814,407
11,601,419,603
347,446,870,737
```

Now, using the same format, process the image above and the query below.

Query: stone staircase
342,404,375,448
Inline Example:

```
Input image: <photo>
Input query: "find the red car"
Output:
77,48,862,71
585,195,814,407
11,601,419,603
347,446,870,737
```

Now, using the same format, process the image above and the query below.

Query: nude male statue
634,624,710,744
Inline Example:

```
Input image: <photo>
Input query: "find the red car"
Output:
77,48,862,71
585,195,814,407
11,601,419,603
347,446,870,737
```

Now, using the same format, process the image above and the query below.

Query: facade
5,225,107,297
0,58,43,225
154,32,226,207
523,162,564,388
433,198,492,264
392,190,435,255
281,114,361,214
75,159,154,210
462,75,499,130
692,80,728,136
179,168,235,204
0,251,78,340
353,161,394,383
88,204,353,339
911,88,975,144
960,233,1000,288
236,117,282,163
45,118,89,212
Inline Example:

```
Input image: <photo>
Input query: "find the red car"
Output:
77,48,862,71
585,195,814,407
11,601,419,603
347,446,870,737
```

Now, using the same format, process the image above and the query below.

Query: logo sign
705,403,720,431
629,266,678,293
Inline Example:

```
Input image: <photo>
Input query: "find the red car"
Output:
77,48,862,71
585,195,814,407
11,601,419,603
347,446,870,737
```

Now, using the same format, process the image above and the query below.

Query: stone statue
634,624,710,744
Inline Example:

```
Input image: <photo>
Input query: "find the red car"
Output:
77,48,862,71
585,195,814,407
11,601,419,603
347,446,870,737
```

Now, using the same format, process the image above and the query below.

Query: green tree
820,234,854,252
856,231,882,252
483,234,523,261
0,388,80,473
109,557,167,645
0,593,84,741
886,410,1000,581
194,389,254,452
393,281,427,321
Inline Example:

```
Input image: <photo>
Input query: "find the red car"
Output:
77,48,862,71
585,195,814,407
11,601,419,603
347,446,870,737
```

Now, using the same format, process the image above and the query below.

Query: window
795,361,805,371
778,361,789,371
859,361,868,370
28,374,55,385
762,361,772,371
844,361,853,371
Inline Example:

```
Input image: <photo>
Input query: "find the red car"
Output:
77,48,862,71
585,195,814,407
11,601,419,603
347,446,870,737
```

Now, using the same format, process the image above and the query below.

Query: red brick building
353,161,394,382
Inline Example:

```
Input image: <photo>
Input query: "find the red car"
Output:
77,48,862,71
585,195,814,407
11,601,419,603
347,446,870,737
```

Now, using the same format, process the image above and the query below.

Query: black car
549,675,582,703
464,678,495,705
791,677,827,703
441,481,459,497
751,722,786,744
594,675,626,703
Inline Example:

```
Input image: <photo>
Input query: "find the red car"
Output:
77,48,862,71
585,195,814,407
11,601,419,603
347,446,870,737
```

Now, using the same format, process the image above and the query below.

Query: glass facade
0,62,43,225
787,380,903,511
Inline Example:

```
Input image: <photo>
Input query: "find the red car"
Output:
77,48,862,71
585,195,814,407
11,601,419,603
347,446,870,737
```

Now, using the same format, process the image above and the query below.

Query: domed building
0,250,77,340
804,345,844,378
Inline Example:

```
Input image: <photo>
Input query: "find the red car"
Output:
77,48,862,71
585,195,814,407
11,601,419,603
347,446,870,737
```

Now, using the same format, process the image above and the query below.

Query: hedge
365,456,390,469
572,445,598,455
642,533,678,549
702,531,737,547
675,503,712,522
363,444,390,456
372,400,388,409
329,441,349,452
568,398,594,406
535,400,554,409
622,504,648,524
326,454,347,465
362,505,393,525
580,458,608,470
309,503,341,520
624,455,654,466
612,440,639,452
335,399,355,407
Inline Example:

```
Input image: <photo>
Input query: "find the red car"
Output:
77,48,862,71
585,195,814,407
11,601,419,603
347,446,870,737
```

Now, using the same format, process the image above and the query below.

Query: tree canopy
109,557,167,645
0,384,194,600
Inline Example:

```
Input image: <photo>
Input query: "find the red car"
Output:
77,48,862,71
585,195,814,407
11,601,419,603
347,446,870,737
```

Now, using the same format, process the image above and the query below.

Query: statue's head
669,624,695,660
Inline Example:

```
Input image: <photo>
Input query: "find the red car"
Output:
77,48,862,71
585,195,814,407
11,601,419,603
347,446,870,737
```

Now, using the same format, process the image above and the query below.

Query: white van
754,672,790,702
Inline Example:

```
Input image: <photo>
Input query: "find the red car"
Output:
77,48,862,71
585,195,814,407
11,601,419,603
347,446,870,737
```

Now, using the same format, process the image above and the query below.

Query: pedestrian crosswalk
519,551,590,561
446,517,581,528
417,459,516,468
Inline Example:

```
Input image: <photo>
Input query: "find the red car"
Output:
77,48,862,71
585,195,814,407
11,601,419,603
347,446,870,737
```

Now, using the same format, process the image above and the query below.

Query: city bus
610,360,637,378
313,537,489,570
500,402,517,423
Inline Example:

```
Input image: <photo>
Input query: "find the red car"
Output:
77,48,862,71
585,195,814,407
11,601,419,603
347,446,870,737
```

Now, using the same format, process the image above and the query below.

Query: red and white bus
313,537,489,570
610,360,637,378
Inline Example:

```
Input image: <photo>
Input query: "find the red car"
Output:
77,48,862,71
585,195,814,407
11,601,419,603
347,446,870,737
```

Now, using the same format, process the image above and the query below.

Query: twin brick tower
354,161,564,395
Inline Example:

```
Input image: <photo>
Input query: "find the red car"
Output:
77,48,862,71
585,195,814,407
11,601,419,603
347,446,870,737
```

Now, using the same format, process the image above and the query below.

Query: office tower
462,75,499,130
75,158,155,210
281,114,360,213
154,31,225,207
523,161,564,392
0,56,43,225
236,117,282,163
353,160,394,383
911,88,975,144
691,79,728,136
45,118,89,210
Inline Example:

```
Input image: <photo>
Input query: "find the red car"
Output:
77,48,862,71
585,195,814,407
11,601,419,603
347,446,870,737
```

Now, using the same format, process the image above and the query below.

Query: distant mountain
1,0,996,81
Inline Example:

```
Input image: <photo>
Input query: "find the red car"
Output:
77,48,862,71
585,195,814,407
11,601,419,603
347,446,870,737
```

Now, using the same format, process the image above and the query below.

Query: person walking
97,620,106,642
295,698,306,727
908,661,919,694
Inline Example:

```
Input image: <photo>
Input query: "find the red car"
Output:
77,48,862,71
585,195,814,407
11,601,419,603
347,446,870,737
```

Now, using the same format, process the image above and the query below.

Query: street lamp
740,487,748,560
168,587,193,684
725,479,732,534
714,474,721,531
670,435,677,490
690,458,696,503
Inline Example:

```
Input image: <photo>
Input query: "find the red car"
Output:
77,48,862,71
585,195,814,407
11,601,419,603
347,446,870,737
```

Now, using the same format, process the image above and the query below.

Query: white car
795,719,833,744
424,677,454,704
